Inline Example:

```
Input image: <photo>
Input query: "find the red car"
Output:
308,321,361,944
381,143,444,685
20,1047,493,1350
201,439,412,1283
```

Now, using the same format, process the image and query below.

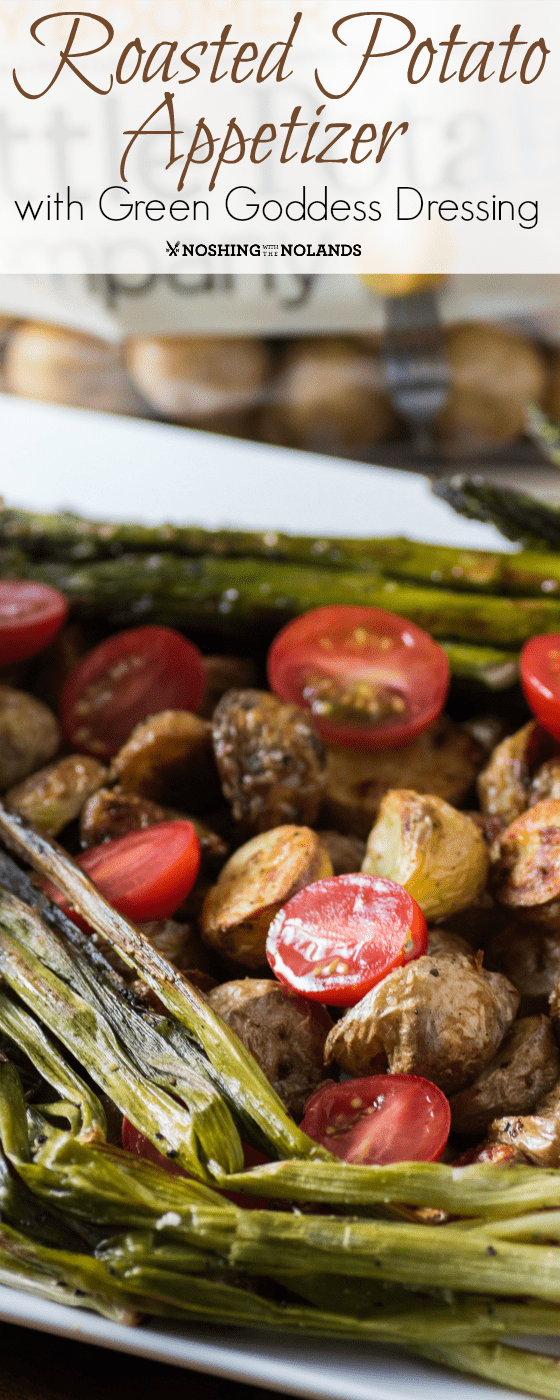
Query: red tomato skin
300,1075,450,1166
0,581,68,666
60,625,207,758
268,605,449,750
267,873,427,1007
44,821,200,927
121,1119,270,1207
521,635,560,741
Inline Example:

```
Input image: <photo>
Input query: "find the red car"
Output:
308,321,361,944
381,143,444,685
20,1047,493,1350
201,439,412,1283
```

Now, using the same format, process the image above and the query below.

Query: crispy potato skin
212,689,326,834
488,1079,560,1167
322,716,483,838
491,799,560,925
0,687,60,790
207,978,333,1119
362,790,489,922
485,923,560,1015
6,755,107,836
109,709,221,812
478,721,557,827
325,950,519,1095
201,825,333,968
449,1016,560,1137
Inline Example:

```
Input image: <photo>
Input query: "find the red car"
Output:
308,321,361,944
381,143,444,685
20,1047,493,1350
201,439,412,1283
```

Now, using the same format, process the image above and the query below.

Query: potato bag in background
258,337,395,456
125,334,271,436
6,322,146,416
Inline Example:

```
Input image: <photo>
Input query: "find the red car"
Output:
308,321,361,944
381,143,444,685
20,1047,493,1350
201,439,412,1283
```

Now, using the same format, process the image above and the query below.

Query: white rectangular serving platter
0,394,537,1400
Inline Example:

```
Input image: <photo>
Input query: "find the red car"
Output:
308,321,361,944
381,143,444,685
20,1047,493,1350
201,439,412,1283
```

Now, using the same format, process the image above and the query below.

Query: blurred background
2,272,560,495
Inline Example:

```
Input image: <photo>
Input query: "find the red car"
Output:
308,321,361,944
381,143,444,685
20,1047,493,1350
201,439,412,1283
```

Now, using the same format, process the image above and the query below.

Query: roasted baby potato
325,949,519,1095
485,923,560,1015
201,825,333,968
477,720,557,826
138,918,213,974
316,830,366,875
362,790,489,922
79,785,228,865
427,928,475,959
198,655,260,720
491,799,560,927
79,787,168,846
207,978,333,1119
529,758,560,806
449,1016,560,1137
0,687,60,790
322,716,483,837
212,689,326,833
488,1079,560,1167
109,710,221,812
7,755,107,836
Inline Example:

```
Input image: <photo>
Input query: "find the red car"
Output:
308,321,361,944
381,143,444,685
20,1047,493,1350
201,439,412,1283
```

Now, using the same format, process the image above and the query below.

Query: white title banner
0,0,557,274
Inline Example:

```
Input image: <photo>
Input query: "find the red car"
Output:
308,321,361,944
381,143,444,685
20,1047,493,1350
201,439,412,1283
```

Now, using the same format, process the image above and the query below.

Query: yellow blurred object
361,273,446,297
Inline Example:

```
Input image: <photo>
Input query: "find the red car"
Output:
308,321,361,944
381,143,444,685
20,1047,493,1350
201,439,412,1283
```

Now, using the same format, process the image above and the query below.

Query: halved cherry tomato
122,1119,270,1207
60,625,207,759
521,634,560,741
0,580,68,666
300,1075,450,1165
44,821,200,927
267,605,449,749
266,873,427,1007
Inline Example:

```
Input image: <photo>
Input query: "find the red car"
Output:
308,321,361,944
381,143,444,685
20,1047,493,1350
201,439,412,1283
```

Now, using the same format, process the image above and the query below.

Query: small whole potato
212,689,326,833
109,710,222,812
491,799,560,926
201,825,333,968
362,790,489,922
260,337,395,455
0,687,60,790
207,979,333,1119
6,322,145,415
325,949,519,1095
436,322,546,453
126,335,270,432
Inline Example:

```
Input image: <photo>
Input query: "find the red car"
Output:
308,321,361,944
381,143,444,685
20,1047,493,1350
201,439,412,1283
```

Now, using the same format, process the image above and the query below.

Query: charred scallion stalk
0,993,106,1144
0,808,329,1165
0,889,242,1182
0,1219,139,1323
